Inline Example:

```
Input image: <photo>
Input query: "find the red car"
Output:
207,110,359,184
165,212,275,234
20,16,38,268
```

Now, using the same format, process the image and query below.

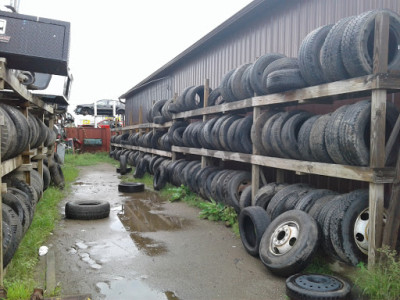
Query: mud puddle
117,190,190,256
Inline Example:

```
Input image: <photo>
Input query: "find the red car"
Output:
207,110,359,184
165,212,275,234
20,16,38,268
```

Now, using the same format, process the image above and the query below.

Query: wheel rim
354,208,387,254
269,221,299,255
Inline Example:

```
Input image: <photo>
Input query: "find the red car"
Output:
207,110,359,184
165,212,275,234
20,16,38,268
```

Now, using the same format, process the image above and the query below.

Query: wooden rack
0,59,56,286
111,13,400,266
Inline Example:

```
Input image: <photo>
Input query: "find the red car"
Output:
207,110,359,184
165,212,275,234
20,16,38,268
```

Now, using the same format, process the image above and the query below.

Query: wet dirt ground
45,163,286,299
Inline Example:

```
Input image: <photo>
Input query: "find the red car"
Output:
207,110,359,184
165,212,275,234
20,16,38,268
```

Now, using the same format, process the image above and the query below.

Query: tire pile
238,183,375,276
1,155,65,268
111,130,172,151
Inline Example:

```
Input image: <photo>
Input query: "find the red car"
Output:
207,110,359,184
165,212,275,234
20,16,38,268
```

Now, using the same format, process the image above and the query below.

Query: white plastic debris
38,246,49,256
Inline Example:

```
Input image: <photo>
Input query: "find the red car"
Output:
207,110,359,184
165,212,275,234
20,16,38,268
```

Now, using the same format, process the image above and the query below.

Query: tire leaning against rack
239,206,271,256
2,203,23,267
341,10,400,78
42,164,51,191
236,115,253,154
262,57,299,93
207,87,222,107
185,85,205,110
49,163,65,189
0,106,17,160
28,114,39,150
2,191,31,234
251,110,278,155
153,164,168,191
229,63,253,100
259,210,320,277
298,24,333,86
239,185,252,211
220,69,237,102
266,69,308,94
224,171,251,213
65,200,110,220
218,114,241,152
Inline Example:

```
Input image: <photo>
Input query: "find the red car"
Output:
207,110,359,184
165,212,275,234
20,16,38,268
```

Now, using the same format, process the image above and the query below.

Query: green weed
64,152,116,167
354,246,400,300
120,171,154,187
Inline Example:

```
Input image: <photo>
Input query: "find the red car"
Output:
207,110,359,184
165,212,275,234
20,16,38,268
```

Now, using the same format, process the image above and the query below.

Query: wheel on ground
65,200,110,220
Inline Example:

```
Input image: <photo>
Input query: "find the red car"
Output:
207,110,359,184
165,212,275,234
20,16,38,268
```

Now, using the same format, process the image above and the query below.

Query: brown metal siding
125,0,400,124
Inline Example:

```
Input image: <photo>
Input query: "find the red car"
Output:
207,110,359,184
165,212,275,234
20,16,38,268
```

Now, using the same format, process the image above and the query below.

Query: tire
189,122,203,149
259,210,320,276
200,117,219,149
185,85,205,110
239,206,271,256
0,106,17,160
298,24,333,86
1,104,30,156
329,189,370,265
230,63,252,100
207,87,222,107
224,171,251,212
266,69,308,94
211,115,231,150
295,189,337,213
309,114,334,163
261,112,283,157
286,273,351,300
241,64,255,99
2,203,23,267
7,179,37,210
250,53,286,95
324,105,350,165
254,183,282,210
153,164,168,191
239,185,252,211
8,187,34,221
204,170,220,201
42,164,51,191
218,115,241,151
340,100,399,166
195,167,219,198
28,114,39,150
2,192,31,234
251,110,278,155
168,121,188,144
226,117,243,152
237,115,253,154
320,16,354,82
49,163,65,189
308,194,338,222
297,115,319,161
65,200,110,220
270,111,303,158
220,69,237,102
118,182,145,193
341,10,400,78
119,155,128,175
2,222,13,266
151,99,168,119
281,111,314,160
262,58,299,93
172,127,186,147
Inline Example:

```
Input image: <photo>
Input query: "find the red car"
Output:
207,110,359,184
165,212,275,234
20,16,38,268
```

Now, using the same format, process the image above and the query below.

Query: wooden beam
1,155,22,177
382,150,400,250
368,11,390,267
251,107,260,205
385,114,400,164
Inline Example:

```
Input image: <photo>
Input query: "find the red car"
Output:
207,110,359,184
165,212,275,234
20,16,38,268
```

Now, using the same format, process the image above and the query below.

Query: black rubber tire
151,99,168,120
230,63,253,100
266,69,308,94
2,203,23,267
251,110,278,155
118,182,145,193
210,170,229,202
168,121,188,144
2,192,31,234
195,167,219,198
239,206,271,256
271,111,303,158
207,87,222,107
324,105,350,165
180,161,199,187
220,69,237,102
200,117,219,149
224,171,251,212
189,122,203,149
42,164,51,191
28,114,39,150
261,112,284,157
172,127,186,147
237,115,253,154
286,273,352,300
340,100,399,166
8,187,34,221
49,163,65,189
239,185,252,211
211,115,231,150
262,58,299,93
266,184,309,220
0,106,17,160
308,194,338,222
65,200,110,220
297,115,319,161
298,24,333,86
153,164,168,191
2,221,13,266
119,155,128,175
281,111,314,160
204,170,220,201
341,10,400,78
254,183,281,210
329,189,370,265
185,85,205,110
295,189,337,213
320,16,354,82
226,117,243,152
241,64,255,99
250,53,286,95
259,210,320,277
1,104,30,157
218,115,241,151
309,114,334,163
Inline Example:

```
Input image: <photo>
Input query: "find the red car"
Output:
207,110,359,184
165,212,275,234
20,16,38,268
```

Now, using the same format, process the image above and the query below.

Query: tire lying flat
65,200,110,220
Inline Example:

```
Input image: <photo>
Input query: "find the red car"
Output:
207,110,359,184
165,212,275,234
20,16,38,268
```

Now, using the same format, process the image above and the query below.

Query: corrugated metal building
120,0,400,124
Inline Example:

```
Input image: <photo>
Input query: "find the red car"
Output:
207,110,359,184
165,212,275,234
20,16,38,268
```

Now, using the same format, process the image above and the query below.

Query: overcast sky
15,0,253,112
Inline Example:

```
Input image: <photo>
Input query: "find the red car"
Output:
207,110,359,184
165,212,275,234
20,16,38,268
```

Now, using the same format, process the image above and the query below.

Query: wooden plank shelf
1,155,22,177
0,59,54,114
173,74,400,119
172,146,395,184
111,143,172,158
111,121,173,132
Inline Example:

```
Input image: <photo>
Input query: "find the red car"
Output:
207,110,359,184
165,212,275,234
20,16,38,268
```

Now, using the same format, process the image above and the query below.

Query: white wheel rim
269,221,299,255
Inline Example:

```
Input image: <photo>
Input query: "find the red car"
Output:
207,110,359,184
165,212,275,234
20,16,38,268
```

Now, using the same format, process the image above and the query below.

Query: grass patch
120,172,154,187
4,152,115,299
354,247,400,300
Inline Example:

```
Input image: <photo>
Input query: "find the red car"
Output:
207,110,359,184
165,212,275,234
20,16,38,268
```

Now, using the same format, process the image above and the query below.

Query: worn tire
251,110,278,155
266,69,308,94
239,206,271,256
239,185,252,210
65,200,110,220
49,163,65,189
259,210,320,276
309,114,334,163
297,115,319,161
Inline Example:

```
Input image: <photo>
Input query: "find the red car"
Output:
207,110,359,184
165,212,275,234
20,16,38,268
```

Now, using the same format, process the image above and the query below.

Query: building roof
120,0,276,99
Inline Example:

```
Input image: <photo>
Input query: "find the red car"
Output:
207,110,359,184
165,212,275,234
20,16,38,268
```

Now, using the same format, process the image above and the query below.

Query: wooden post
382,150,400,250
368,12,390,267
251,107,261,205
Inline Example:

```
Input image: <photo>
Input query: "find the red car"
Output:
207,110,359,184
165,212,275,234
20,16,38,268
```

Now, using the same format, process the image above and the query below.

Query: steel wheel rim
269,221,299,255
